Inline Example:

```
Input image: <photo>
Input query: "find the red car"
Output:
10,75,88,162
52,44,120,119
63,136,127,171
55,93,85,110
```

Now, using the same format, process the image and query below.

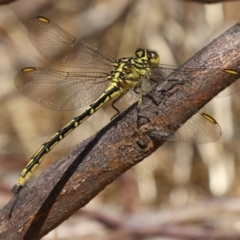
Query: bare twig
0,22,240,240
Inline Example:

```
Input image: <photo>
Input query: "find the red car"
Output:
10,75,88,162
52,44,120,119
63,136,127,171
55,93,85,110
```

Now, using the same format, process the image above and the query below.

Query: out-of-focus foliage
0,0,240,239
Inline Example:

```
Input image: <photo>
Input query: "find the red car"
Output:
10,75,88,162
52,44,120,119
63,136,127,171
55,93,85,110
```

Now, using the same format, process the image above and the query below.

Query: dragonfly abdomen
16,82,123,188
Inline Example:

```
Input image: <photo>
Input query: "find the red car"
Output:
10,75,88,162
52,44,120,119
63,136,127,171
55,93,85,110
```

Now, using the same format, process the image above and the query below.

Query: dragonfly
13,16,240,192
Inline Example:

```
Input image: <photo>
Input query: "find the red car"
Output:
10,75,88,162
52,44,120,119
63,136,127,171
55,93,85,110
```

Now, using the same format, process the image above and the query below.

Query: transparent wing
15,67,110,110
145,67,226,143
111,79,221,143
148,110,221,143
113,90,139,113
218,80,240,97
167,112,221,143
151,64,240,96
113,75,160,113
27,17,115,70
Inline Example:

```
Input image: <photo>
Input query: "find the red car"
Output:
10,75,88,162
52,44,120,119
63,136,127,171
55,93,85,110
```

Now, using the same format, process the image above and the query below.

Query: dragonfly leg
111,95,122,120
135,84,152,127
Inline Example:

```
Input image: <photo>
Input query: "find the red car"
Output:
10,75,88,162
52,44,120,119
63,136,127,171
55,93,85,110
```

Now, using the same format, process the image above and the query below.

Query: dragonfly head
135,48,160,68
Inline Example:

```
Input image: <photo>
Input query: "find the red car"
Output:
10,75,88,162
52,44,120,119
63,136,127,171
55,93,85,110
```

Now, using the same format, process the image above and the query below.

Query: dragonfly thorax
108,49,160,90
107,59,141,89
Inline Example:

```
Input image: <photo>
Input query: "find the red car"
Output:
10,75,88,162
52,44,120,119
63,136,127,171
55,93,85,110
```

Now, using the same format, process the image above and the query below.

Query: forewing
151,64,240,96
27,17,115,70
15,67,110,110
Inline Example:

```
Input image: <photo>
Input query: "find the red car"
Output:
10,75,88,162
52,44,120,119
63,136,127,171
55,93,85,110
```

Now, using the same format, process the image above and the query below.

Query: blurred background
1,0,240,239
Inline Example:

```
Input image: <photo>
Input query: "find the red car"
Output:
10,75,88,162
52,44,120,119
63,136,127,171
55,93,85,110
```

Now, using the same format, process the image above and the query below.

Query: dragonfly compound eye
147,50,160,67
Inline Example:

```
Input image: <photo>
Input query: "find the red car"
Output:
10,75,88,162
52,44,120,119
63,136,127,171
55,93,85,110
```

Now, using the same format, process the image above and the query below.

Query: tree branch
0,22,240,240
